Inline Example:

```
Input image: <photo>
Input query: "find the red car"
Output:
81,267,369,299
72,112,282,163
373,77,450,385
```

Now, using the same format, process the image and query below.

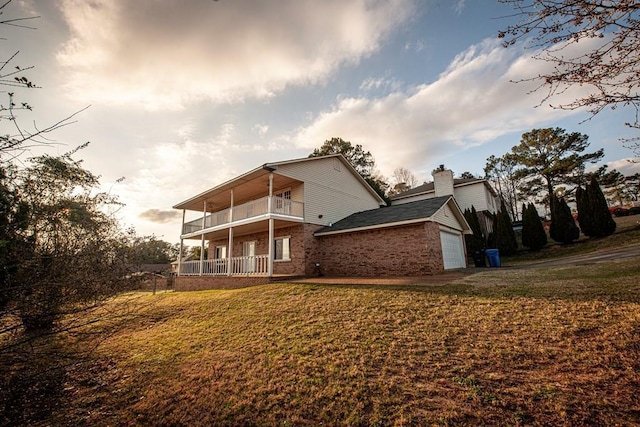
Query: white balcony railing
179,255,269,276
182,195,303,235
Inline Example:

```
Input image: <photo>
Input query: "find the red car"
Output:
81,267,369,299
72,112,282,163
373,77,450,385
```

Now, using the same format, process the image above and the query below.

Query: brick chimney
432,167,454,197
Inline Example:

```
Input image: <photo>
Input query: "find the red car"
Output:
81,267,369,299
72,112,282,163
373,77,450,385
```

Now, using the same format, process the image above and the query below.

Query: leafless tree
499,1,640,152
389,167,418,195
0,0,88,160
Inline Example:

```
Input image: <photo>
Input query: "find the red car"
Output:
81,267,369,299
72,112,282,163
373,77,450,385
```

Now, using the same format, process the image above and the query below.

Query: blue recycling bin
485,248,500,267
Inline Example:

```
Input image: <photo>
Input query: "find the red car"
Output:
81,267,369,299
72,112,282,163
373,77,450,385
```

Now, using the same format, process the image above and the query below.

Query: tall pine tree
521,203,547,251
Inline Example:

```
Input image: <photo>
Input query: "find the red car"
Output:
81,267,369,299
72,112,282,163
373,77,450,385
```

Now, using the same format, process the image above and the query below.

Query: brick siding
174,276,270,291
178,222,446,290
206,224,323,277
316,222,444,276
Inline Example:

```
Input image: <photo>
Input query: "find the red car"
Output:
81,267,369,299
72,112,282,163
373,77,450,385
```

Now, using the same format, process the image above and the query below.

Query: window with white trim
274,236,290,261
214,245,227,259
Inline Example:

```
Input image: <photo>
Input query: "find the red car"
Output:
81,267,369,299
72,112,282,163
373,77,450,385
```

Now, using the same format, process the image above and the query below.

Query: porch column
228,189,234,276
268,173,274,277
227,227,233,276
199,201,206,275
178,239,184,277
177,209,185,276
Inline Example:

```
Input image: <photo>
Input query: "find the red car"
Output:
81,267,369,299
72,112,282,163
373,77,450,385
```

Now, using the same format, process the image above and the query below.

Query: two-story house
173,155,471,291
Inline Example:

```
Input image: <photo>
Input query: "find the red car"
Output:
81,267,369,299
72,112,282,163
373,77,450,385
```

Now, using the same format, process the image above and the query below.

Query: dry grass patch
36,257,640,426
504,215,640,265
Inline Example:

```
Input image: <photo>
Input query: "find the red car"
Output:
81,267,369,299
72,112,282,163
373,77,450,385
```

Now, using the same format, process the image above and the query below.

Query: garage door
440,230,466,269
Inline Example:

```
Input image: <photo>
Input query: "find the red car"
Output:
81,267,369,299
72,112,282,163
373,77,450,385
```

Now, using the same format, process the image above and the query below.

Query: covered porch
174,166,305,278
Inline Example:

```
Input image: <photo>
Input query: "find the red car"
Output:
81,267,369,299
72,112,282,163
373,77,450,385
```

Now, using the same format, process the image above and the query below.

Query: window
214,245,227,259
274,237,290,261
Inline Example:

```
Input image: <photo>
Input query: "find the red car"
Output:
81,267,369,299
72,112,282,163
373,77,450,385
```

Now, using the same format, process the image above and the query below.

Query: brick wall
174,276,269,291
316,222,444,276
206,224,318,276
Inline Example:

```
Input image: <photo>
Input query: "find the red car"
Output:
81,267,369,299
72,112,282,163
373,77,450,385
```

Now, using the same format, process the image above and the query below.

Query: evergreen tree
494,200,518,255
550,195,580,244
575,185,593,237
521,203,547,251
586,176,616,237
463,206,484,254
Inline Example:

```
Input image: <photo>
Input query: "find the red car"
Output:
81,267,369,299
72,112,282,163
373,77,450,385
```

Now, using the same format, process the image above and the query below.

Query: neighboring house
173,155,471,291
390,168,499,237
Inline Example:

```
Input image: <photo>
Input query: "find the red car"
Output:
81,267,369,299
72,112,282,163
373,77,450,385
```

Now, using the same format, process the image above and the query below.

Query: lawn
10,257,636,426
2,220,640,426
503,214,640,264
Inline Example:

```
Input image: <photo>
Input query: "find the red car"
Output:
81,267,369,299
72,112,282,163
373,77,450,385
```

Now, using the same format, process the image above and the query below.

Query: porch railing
179,254,269,276
182,195,303,235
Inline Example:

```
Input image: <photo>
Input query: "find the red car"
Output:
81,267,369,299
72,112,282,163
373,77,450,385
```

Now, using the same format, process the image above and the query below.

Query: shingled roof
314,195,452,236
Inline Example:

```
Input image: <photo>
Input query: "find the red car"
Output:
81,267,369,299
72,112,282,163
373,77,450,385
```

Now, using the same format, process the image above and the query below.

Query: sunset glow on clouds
56,0,415,109
10,0,638,240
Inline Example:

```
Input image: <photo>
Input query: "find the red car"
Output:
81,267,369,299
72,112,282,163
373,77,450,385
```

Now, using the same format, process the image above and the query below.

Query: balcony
182,195,304,236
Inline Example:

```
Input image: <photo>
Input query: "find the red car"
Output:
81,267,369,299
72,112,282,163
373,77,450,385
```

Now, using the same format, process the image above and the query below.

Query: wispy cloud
139,209,181,224
55,0,416,110
294,38,594,176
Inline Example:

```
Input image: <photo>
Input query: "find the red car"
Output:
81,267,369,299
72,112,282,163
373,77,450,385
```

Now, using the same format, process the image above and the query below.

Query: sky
5,0,640,243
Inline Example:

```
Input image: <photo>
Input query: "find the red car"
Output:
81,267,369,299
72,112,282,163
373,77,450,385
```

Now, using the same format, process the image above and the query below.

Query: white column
178,239,184,277
268,173,274,277
199,201,206,275
227,227,233,276
228,189,234,276
177,209,185,276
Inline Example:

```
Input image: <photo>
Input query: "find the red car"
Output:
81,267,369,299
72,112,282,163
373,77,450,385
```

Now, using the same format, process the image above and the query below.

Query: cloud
55,0,415,110
139,209,181,224
606,158,640,176
294,38,595,177
454,0,466,15
253,124,269,137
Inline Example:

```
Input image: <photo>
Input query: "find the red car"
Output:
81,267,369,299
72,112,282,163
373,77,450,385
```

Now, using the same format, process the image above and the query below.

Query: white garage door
440,230,466,269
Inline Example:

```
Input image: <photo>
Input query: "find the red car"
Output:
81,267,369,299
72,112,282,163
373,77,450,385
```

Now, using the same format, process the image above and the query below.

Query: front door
242,241,256,273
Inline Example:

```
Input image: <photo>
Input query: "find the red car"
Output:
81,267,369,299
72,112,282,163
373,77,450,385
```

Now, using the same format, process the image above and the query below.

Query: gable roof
173,154,385,210
314,195,468,236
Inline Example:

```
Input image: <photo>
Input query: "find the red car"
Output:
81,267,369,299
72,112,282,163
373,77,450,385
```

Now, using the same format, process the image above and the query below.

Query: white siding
393,181,498,215
392,192,435,205
453,183,489,212
276,157,382,226
432,203,463,231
